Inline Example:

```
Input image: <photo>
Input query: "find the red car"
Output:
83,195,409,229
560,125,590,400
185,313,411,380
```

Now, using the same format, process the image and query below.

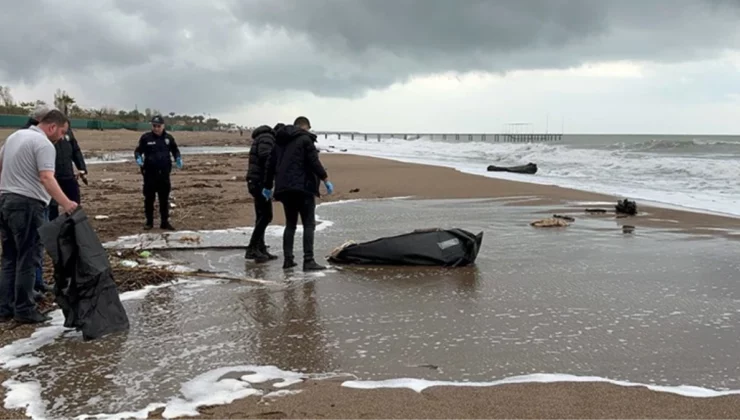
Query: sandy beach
1,129,740,419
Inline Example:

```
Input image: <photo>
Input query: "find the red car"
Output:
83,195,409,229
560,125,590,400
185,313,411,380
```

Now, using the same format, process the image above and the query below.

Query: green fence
0,114,209,132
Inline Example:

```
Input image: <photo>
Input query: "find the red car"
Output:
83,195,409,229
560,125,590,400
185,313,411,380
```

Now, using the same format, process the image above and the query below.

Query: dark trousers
143,170,171,224
48,176,80,221
34,207,49,289
247,182,273,250
280,193,316,261
0,194,46,319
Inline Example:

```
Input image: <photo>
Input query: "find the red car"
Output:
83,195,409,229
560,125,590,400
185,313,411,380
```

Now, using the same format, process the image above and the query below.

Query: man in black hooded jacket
263,116,333,271
244,123,283,262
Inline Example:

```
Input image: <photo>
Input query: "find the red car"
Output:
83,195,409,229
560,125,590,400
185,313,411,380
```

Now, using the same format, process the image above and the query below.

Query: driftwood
531,218,570,228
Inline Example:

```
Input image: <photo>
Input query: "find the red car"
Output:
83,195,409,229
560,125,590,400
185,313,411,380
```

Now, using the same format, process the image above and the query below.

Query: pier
314,132,563,143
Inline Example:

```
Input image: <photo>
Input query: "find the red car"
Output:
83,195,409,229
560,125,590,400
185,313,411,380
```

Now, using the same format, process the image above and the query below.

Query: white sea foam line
69,369,740,420
341,373,740,398
75,365,348,420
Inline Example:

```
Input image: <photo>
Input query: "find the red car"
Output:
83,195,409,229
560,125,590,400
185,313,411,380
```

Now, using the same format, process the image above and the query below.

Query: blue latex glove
324,180,334,195
262,188,272,200
176,157,183,169
135,156,143,167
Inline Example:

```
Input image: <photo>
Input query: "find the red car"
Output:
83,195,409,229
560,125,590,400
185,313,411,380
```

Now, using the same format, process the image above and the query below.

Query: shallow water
5,198,740,418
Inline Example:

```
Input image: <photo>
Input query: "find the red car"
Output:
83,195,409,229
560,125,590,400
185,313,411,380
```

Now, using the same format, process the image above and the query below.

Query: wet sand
2,198,738,419
2,129,740,418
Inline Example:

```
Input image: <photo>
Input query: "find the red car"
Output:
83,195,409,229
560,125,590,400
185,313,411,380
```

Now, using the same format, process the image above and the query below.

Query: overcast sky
2,0,739,134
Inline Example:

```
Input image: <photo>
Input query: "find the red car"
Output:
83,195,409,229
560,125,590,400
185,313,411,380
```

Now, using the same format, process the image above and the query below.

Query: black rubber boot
160,221,175,231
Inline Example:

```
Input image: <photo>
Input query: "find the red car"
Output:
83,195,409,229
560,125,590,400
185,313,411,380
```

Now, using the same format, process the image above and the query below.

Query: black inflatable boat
486,162,538,174
328,228,484,267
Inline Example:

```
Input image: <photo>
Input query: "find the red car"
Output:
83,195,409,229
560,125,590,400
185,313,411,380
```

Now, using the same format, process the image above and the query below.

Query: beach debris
486,162,538,174
622,225,636,234
170,202,177,208
94,215,110,220
615,199,638,216
100,178,115,183
138,250,152,258
585,208,607,214
531,218,570,228
412,363,439,370
119,260,139,268
349,188,360,193
553,214,575,222
177,235,202,244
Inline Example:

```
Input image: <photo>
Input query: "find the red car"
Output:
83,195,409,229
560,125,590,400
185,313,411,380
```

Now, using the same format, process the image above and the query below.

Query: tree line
0,86,237,129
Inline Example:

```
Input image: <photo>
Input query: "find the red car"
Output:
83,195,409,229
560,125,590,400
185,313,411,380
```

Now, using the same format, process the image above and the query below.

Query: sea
317,134,740,218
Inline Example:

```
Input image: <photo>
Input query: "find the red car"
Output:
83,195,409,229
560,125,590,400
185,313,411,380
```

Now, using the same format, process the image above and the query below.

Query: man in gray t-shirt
0,109,78,324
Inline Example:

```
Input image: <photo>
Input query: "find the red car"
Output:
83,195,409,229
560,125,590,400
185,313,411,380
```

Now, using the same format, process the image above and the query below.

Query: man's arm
303,138,328,181
168,134,181,160
256,136,274,169
263,147,277,189
35,141,75,211
68,129,87,172
134,134,146,160
40,171,74,210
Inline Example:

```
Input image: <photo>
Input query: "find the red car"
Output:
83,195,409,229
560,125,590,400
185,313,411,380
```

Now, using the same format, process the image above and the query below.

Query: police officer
134,115,182,231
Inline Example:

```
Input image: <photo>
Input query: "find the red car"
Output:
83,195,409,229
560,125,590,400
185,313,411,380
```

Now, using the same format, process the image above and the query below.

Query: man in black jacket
47,127,87,221
244,123,283,262
134,115,182,231
263,116,334,271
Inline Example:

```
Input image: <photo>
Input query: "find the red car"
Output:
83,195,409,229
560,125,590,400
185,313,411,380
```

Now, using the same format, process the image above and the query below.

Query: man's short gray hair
30,103,56,121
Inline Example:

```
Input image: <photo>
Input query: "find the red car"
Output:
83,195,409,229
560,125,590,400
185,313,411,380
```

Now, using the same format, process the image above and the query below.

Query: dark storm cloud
0,0,738,114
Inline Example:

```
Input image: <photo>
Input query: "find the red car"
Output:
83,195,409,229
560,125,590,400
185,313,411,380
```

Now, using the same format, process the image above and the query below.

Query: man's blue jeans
34,207,49,290
0,194,46,319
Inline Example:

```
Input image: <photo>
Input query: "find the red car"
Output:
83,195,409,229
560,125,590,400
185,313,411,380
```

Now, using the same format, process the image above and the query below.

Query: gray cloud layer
1,0,738,114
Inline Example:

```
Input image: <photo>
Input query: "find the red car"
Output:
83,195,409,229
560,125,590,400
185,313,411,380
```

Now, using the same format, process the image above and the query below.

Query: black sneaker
283,258,298,269
14,312,51,324
160,222,176,231
303,259,327,271
144,222,154,230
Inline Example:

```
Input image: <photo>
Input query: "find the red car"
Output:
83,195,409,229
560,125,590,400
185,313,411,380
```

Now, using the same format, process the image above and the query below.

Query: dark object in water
622,225,635,234
349,188,360,193
553,214,575,222
486,162,538,174
615,199,637,216
328,228,484,267
585,208,607,214
38,208,130,341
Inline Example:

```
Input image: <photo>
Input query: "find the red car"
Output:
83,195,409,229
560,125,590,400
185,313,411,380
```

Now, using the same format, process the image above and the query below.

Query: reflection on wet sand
242,264,332,373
